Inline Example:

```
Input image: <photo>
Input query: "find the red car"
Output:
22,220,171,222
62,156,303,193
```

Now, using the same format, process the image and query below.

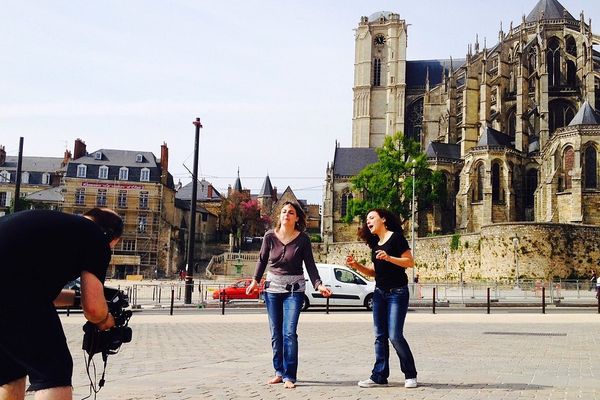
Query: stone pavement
28,311,600,399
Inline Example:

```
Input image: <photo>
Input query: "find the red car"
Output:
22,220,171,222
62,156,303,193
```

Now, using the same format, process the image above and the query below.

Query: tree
220,191,267,246
344,131,446,225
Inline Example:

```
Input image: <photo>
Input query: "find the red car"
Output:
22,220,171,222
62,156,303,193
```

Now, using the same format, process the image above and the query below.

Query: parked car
302,263,375,311
212,279,264,300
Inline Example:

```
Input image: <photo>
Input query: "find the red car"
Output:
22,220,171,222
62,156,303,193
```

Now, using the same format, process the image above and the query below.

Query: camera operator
0,207,123,400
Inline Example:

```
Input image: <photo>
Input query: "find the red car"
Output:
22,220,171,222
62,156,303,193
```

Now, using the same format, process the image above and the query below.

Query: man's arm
53,289,77,308
80,270,115,331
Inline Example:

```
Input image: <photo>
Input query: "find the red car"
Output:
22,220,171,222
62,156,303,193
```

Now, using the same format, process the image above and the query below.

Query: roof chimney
0,145,5,166
61,149,72,167
73,139,87,159
160,142,169,173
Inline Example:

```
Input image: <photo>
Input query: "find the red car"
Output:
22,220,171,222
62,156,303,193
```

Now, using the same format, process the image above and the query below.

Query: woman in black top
346,208,418,389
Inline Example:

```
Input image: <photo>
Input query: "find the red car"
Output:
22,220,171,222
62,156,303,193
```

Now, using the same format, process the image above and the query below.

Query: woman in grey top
247,201,331,389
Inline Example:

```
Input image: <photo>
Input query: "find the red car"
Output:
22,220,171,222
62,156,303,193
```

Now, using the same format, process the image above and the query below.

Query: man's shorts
0,301,73,391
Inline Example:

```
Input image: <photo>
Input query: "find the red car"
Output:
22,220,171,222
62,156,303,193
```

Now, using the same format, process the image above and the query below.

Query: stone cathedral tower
352,12,408,148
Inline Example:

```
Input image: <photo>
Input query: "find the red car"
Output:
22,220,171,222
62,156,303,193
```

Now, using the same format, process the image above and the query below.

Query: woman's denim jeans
370,286,417,383
264,291,303,383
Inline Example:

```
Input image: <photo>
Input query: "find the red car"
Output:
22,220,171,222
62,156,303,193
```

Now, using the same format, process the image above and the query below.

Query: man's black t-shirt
372,231,410,290
0,210,111,304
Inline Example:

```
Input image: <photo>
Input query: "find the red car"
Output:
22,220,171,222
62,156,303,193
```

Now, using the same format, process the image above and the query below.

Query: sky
2,0,599,204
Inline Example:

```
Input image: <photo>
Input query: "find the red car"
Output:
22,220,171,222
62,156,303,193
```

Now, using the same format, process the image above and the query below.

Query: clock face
374,35,386,46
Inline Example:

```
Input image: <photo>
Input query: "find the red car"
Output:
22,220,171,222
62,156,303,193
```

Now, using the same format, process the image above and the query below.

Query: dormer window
21,172,29,184
42,172,50,185
140,168,150,182
119,167,129,181
136,154,143,163
76,164,87,178
94,151,102,160
98,165,109,180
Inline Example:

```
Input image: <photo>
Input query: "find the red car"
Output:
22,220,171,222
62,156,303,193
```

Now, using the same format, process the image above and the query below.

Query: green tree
344,131,446,224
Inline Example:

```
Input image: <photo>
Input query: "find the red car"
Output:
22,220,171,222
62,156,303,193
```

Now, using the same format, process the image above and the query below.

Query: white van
302,263,375,311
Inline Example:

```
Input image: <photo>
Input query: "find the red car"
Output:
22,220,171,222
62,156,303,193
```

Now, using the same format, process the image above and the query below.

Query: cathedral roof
426,142,461,160
368,11,394,22
406,59,465,88
333,147,378,177
568,101,600,126
259,174,274,197
476,126,514,148
525,0,576,23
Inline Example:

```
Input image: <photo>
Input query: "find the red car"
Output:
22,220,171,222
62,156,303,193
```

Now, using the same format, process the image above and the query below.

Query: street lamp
185,118,202,304
512,237,520,288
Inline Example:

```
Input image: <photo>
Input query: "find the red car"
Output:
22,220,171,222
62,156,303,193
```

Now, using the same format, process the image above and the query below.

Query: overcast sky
2,0,599,204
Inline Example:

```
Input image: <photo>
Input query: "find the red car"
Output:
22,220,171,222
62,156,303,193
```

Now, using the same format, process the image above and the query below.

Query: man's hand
81,271,115,330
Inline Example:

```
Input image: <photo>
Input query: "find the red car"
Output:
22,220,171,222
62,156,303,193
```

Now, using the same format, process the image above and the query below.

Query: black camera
82,287,133,356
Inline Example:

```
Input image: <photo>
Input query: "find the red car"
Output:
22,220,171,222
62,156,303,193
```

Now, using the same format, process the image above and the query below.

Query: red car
212,279,264,300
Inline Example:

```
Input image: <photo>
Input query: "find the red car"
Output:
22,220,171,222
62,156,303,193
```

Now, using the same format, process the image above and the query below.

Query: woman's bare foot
267,376,283,384
284,380,296,389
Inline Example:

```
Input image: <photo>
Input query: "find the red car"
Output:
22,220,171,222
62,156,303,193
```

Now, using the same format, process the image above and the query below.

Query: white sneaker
357,378,388,388
404,378,418,388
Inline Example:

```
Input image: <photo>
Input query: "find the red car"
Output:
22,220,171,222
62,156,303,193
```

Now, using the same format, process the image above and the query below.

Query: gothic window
565,36,577,57
406,98,423,143
549,100,575,134
547,37,561,87
474,162,485,202
528,47,537,72
373,58,382,87
563,146,575,190
341,192,353,218
584,146,598,189
525,168,538,208
566,60,576,87
507,107,516,137
491,162,502,203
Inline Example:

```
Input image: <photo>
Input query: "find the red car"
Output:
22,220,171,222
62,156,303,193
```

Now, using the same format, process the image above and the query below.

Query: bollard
542,286,546,314
170,289,175,316
158,287,162,304
66,307,70,317
597,292,600,314
326,296,330,314
152,286,156,301
221,291,226,315
487,287,491,314
432,287,436,314
178,286,182,300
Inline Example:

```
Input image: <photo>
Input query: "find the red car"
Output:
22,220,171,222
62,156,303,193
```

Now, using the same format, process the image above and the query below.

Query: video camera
82,287,133,356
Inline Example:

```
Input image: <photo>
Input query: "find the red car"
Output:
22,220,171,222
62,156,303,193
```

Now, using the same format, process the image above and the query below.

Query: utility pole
13,137,24,213
185,118,202,304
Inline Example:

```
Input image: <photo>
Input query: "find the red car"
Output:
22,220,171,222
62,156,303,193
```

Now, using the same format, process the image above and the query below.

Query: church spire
233,167,242,192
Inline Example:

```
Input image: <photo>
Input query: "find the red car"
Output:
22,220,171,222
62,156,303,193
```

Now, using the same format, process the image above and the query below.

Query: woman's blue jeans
370,286,417,383
263,292,303,383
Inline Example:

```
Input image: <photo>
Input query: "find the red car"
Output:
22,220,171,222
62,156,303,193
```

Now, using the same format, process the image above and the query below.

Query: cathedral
323,0,600,243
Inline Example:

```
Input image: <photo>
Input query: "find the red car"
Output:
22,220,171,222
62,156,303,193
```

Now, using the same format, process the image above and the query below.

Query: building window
119,167,129,181
98,165,109,180
341,192,353,218
563,146,575,190
75,188,85,205
373,58,382,87
584,146,598,189
549,100,576,134
139,191,149,209
117,190,127,208
94,151,102,160
137,214,147,233
1,170,11,183
547,37,561,87
474,163,485,202
21,172,29,184
140,168,150,182
0,192,7,207
96,189,107,207
122,239,136,251
136,154,143,163
42,173,50,185
77,164,87,178
491,162,501,203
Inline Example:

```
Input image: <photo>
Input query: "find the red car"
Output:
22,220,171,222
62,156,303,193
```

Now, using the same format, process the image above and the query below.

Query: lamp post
185,118,202,304
512,237,520,288
411,164,416,289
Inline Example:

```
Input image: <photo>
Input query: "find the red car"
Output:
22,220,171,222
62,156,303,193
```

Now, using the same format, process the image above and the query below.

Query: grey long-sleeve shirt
253,230,322,289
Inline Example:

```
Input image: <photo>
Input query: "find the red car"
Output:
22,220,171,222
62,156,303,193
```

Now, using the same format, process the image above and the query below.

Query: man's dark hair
84,207,124,242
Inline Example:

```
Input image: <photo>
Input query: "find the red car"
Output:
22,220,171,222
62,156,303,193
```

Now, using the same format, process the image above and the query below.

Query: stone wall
314,223,600,281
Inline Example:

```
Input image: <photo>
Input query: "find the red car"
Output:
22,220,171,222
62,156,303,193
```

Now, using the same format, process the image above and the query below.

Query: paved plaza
27,311,600,399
